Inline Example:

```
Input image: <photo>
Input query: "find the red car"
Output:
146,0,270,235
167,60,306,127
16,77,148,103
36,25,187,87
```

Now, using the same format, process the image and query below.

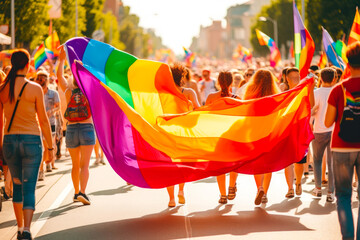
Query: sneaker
17,231,22,240
77,192,91,205
46,164,52,172
312,188,322,197
326,192,335,202
38,171,45,181
22,231,32,240
73,193,79,202
254,187,265,205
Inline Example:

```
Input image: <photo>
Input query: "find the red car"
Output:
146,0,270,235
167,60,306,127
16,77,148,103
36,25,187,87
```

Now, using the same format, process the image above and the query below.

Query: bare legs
167,183,185,207
69,145,93,194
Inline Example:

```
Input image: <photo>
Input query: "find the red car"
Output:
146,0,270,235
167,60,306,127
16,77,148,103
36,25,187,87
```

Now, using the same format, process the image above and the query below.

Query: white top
313,87,334,133
200,79,217,103
236,82,248,99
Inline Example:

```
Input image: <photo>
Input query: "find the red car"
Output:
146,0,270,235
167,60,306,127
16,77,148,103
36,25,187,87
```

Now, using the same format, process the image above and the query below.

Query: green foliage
0,0,49,49
306,0,358,51
52,0,87,44
250,0,294,57
102,11,125,50
82,0,104,38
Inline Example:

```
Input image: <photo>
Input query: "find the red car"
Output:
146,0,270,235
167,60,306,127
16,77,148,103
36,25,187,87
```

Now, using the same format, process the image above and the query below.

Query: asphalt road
0,152,355,240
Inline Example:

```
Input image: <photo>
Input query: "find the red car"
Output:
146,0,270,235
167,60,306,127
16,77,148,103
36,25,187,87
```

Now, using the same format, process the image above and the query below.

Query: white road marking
31,183,72,238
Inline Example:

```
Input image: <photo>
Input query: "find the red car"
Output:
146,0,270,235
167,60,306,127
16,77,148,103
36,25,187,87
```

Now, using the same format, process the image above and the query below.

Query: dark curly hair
170,62,186,87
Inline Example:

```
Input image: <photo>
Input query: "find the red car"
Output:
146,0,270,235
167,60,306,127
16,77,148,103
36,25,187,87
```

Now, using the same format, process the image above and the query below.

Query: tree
250,0,294,57
102,11,125,50
51,0,87,44
307,0,358,51
0,0,49,49
82,0,104,38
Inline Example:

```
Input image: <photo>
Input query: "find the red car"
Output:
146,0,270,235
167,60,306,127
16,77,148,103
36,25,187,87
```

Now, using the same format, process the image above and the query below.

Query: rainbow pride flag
255,29,281,67
64,37,314,188
183,47,196,67
293,1,315,79
34,43,48,70
322,27,346,70
348,7,360,45
335,40,348,63
233,44,252,63
45,31,60,57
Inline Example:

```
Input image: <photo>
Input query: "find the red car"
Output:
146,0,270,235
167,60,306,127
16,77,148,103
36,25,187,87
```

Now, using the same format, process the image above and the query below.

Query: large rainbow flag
255,29,281,67
293,1,315,79
64,37,314,188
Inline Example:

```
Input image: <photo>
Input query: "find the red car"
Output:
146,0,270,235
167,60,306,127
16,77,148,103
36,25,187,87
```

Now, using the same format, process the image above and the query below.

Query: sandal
254,187,265,205
322,179,328,185
218,195,227,204
285,189,294,199
227,186,237,200
178,191,185,204
168,199,176,208
296,183,302,195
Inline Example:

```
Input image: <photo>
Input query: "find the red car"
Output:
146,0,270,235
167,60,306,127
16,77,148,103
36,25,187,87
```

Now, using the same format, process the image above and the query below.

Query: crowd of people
0,41,359,239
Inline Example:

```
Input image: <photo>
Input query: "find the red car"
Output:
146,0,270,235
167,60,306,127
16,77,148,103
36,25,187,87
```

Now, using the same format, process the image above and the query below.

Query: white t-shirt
236,82,248,99
200,79,217,103
313,87,334,133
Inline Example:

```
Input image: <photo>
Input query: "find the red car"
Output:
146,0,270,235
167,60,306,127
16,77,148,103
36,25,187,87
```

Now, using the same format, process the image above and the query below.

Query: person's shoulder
26,80,42,91
184,87,196,95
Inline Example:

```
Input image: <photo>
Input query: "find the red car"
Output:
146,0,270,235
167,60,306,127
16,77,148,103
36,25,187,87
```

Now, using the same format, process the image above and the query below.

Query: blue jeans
66,123,95,148
312,132,334,193
333,151,360,240
3,135,42,210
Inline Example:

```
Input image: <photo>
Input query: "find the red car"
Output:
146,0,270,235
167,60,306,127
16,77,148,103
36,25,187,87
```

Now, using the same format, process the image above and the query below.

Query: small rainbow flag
256,29,281,67
183,47,196,67
233,44,252,63
45,31,60,57
34,43,48,70
63,37,314,188
348,7,360,45
335,40,348,63
293,1,315,79
318,51,327,69
322,27,346,70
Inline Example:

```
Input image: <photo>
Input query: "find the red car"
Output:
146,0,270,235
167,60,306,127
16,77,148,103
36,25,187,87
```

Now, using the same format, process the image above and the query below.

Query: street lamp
259,16,278,48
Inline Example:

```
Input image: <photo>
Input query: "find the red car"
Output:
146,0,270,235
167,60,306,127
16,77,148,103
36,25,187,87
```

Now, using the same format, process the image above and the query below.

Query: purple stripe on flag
72,62,150,188
65,37,90,65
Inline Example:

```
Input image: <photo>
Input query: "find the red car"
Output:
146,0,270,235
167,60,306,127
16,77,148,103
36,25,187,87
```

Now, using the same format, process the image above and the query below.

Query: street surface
0,151,356,240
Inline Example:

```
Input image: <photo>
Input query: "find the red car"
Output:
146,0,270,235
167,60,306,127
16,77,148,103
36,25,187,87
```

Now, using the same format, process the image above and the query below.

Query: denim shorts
66,123,96,148
3,134,42,210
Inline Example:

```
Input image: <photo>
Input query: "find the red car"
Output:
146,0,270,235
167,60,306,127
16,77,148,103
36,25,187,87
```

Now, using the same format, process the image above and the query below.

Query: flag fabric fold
45,31,61,57
255,29,281,67
293,1,315,79
64,37,314,188
318,51,327,69
322,27,346,70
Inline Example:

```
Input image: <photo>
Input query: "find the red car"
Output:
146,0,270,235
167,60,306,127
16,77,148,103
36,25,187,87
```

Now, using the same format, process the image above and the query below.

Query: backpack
338,84,360,142
64,88,91,122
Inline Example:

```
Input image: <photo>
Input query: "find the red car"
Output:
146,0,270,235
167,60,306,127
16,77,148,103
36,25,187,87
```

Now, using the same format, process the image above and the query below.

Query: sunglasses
245,73,254,77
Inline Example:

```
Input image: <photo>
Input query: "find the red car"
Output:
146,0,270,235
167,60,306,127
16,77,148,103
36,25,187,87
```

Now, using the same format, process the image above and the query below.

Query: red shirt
327,77,360,151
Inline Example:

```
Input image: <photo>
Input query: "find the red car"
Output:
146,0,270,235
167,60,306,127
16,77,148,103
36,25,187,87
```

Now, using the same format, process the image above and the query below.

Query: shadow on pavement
36,204,311,240
89,185,134,196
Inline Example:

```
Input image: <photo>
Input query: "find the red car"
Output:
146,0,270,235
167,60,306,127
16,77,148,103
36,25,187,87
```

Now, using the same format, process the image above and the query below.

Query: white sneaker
326,192,335,202
312,188,322,197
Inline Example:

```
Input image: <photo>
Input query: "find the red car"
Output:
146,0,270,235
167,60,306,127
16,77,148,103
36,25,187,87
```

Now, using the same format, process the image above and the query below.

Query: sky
122,0,248,55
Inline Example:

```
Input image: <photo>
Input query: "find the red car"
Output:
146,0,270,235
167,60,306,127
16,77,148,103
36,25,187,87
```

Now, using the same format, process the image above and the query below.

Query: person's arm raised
57,46,69,93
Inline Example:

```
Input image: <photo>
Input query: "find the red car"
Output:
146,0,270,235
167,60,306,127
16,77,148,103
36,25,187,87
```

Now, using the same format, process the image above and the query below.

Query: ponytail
218,71,233,97
0,49,30,103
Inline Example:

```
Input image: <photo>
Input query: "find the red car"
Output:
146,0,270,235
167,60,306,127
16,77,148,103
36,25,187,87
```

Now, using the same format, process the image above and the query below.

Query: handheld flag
348,7,360,45
322,27,346,70
293,1,315,79
45,31,60,57
34,43,48,70
183,47,196,67
255,29,281,67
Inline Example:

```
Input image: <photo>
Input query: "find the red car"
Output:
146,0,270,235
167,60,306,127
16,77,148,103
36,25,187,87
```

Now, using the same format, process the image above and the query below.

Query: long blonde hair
243,69,280,100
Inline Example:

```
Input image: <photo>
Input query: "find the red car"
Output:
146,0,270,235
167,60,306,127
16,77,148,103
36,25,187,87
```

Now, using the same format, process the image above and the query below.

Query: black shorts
51,125,56,133
297,155,307,164
63,130,66,137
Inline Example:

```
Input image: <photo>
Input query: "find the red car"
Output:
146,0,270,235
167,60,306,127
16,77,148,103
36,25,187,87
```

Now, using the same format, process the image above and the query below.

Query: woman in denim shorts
0,50,54,240
57,47,95,205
